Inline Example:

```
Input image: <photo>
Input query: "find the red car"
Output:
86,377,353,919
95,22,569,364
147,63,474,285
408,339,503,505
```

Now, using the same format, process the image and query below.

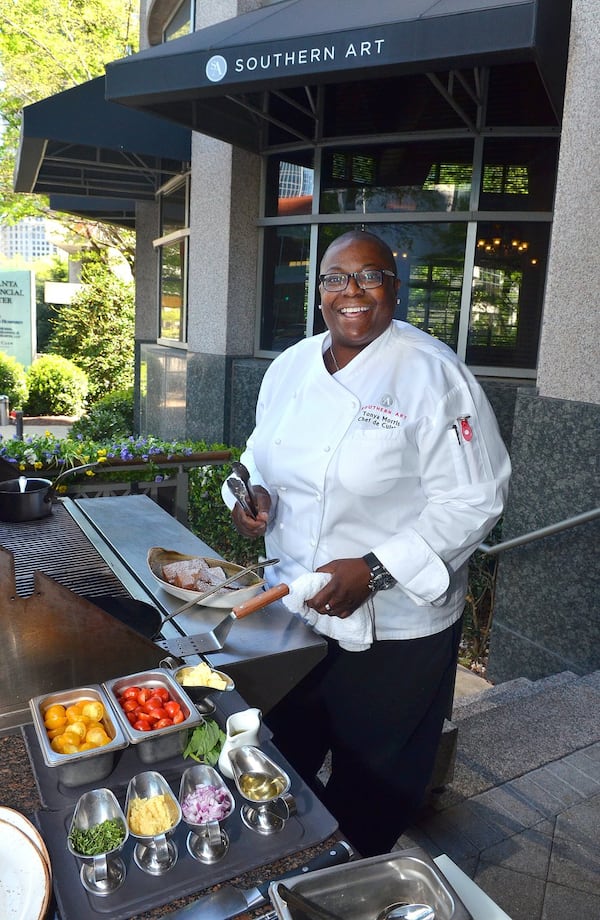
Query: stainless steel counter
68,494,326,713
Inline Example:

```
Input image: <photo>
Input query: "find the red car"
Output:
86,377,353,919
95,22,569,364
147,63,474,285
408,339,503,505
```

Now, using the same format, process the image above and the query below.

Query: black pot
0,463,98,523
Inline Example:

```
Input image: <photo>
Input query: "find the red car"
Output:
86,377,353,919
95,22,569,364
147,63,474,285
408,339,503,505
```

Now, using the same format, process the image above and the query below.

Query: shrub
0,353,28,409
24,354,89,417
70,388,134,440
48,260,134,402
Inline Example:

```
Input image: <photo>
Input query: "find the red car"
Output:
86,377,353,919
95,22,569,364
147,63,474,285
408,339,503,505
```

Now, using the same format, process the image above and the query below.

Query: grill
0,502,130,599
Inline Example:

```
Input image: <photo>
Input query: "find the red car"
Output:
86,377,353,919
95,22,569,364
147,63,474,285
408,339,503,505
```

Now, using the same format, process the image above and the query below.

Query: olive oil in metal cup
228,745,295,835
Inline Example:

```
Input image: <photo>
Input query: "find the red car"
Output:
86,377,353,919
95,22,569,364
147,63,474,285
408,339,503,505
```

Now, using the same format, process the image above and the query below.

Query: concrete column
536,0,600,405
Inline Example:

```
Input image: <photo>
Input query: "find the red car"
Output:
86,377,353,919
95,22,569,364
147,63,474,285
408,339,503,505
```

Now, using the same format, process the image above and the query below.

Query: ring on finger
324,602,332,612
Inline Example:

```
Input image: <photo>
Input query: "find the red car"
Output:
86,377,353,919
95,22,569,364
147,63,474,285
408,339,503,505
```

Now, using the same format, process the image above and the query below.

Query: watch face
373,572,396,590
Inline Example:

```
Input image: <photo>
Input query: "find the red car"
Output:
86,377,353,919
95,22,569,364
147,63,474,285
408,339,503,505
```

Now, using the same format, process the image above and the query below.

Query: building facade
0,217,59,264
14,0,599,683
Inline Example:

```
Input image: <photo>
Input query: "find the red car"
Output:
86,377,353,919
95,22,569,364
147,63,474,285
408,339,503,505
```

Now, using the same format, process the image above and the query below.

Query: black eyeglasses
319,269,396,292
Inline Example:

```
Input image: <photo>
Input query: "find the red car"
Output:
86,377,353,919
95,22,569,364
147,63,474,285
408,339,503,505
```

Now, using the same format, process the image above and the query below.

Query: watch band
362,552,396,592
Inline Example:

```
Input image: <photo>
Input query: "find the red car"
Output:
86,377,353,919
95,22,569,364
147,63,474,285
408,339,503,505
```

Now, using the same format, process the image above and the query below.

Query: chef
223,230,511,856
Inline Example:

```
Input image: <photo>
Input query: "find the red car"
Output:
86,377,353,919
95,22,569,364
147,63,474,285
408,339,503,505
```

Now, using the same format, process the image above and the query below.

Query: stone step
444,669,600,800
451,669,581,721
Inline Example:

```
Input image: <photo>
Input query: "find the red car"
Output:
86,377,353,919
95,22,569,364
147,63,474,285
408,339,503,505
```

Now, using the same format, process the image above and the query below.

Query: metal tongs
227,461,259,518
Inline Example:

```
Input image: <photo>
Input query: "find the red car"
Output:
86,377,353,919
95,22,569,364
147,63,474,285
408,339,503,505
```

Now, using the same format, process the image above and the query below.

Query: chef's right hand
231,485,271,537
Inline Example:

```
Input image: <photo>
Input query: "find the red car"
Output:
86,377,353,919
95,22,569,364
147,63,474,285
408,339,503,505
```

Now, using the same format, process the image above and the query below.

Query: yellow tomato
81,701,104,723
78,742,96,751
85,725,110,747
46,726,66,740
65,703,85,723
68,721,87,741
44,711,67,731
44,704,66,721
51,732,81,754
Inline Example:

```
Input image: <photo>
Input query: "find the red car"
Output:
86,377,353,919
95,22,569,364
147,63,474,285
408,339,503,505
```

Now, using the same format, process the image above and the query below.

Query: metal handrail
479,507,600,556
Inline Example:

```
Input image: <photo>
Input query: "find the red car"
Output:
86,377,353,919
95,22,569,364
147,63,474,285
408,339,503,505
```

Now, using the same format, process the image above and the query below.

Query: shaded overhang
48,195,136,229
14,76,191,200
105,0,572,153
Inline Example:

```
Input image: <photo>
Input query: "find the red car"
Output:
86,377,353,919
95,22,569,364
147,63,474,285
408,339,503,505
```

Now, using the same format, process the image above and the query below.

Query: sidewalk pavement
0,417,74,442
398,669,600,920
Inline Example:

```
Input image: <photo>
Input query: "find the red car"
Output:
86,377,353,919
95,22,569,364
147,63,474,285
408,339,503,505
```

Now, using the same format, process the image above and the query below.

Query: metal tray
23,688,272,810
268,847,473,920
34,743,338,920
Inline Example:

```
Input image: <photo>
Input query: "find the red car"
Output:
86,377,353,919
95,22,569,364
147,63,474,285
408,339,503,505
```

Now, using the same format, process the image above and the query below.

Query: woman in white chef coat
225,230,511,856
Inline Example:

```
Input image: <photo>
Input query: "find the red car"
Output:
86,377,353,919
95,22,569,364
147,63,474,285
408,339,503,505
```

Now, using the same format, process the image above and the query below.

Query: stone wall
487,388,600,682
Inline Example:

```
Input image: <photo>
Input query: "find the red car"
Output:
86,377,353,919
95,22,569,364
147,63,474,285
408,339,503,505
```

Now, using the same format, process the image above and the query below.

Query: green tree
48,260,135,403
0,0,138,263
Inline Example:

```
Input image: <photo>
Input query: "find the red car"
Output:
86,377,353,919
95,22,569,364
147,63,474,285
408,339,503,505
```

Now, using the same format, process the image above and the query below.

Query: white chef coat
224,321,511,640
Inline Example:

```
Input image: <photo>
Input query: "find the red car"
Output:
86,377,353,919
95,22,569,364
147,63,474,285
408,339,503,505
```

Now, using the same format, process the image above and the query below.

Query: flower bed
0,431,230,484
0,432,232,524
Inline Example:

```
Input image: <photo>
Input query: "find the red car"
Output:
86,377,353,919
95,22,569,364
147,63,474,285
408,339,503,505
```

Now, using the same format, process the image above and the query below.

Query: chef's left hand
306,557,372,619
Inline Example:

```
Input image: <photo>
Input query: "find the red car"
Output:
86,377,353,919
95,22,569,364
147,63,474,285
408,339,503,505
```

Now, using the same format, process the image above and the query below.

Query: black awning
49,195,136,229
105,0,571,152
15,76,191,200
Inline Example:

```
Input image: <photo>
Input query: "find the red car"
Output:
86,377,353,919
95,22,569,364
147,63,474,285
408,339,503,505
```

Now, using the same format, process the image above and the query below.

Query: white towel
283,572,374,652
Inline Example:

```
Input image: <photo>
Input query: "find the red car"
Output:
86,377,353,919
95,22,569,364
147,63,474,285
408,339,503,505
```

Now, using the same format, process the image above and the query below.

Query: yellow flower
34,461,42,469
19,463,26,471
85,470,96,477
97,456,107,464
56,485,68,494
44,430,51,437
97,448,107,456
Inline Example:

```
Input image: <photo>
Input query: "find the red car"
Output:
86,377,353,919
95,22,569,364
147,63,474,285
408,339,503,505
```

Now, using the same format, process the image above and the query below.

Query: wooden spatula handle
232,583,290,618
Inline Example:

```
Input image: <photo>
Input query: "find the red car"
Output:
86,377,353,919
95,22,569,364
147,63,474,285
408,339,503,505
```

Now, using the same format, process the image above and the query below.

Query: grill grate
0,502,129,599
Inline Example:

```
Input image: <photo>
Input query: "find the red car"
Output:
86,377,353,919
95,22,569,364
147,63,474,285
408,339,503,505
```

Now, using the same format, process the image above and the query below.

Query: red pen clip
459,416,473,442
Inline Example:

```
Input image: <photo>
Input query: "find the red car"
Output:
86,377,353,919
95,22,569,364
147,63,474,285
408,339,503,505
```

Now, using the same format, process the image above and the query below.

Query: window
155,175,190,343
479,138,559,211
320,141,473,214
260,226,311,351
469,221,550,368
258,68,558,375
164,0,193,42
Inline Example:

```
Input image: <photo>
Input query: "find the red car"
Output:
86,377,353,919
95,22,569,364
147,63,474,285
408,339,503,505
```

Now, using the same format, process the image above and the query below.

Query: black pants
265,617,462,857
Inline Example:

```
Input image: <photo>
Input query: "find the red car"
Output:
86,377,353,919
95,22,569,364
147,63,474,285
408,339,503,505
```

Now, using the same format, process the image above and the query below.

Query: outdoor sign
0,271,36,366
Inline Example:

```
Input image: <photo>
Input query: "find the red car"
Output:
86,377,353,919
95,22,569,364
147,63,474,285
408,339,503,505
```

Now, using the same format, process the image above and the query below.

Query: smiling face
319,231,399,362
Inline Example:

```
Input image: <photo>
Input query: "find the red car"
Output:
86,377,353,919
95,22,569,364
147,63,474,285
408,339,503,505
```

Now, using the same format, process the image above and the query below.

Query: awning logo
206,55,227,82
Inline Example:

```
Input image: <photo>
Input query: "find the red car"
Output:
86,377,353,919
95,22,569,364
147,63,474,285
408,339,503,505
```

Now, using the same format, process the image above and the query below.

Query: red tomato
145,696,165,710
153,687,170,702
154,718,173,729
122,698,138,713
146,707,168,722
120,686,141,700
164,700,181,719
133,720,152,732
172,710,185,724
126,712,138,725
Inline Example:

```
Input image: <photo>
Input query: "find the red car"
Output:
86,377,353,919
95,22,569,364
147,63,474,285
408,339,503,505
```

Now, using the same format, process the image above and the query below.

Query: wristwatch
362,552,396,592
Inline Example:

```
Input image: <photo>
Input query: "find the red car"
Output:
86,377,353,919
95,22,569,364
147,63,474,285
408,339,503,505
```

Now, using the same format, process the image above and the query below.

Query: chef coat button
279,523,284,530
315,493,322,502
279,486,287,493
310,540,316,547
275,438,281,445
323,445,331,452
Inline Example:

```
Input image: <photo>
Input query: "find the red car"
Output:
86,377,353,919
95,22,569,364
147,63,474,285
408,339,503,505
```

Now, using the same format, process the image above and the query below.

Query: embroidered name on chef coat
357,393,407,430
